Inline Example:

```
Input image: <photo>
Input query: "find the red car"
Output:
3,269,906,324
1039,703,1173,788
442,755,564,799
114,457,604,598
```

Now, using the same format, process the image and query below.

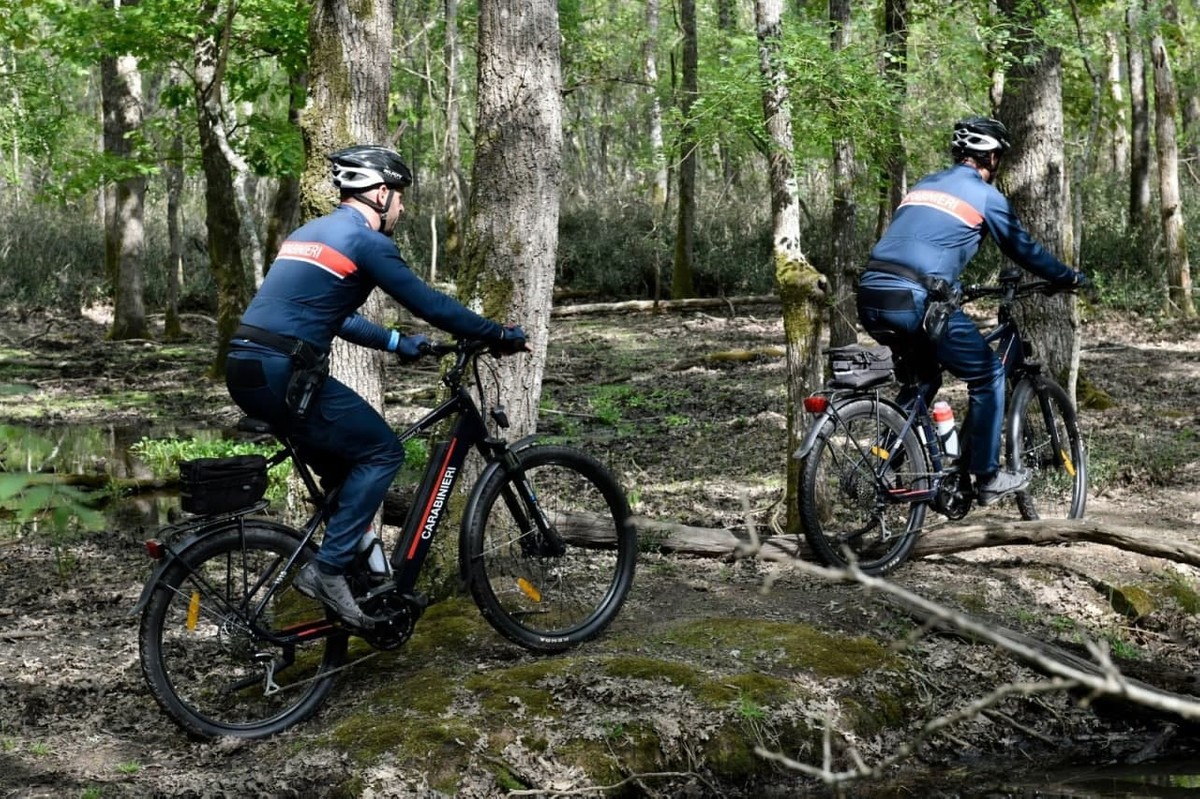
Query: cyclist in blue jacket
857,116,1087,507
225,145,526,628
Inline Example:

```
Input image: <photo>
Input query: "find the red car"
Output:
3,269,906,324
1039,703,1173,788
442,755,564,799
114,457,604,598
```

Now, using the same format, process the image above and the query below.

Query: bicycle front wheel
138,521,347,739
1007,377,1087,520
799,398,928,575
462,445,636,652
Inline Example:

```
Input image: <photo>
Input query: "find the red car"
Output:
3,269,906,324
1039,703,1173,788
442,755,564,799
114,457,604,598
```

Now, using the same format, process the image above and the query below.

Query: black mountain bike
795,276,1087,575
132,338,637,739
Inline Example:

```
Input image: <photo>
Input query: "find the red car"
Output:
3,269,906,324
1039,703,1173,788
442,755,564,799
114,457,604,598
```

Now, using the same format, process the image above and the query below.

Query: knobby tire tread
462,445,636,653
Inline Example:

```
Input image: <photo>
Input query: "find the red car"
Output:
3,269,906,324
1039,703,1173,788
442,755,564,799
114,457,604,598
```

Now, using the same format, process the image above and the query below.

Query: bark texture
101,48,148,341
996,0,1080,396
755,0,826,535
462,0,563,439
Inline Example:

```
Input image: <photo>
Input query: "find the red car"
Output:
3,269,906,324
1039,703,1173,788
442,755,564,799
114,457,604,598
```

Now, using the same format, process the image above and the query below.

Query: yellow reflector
516,578,542,603
1060,450,1076,477
870,445,891,461
186,592,201,631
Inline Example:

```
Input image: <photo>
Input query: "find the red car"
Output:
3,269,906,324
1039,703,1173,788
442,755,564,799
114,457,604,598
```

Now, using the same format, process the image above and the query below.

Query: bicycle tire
138,520,347,739
1007,377,1087,520
462,445,636,652
799,398,928,575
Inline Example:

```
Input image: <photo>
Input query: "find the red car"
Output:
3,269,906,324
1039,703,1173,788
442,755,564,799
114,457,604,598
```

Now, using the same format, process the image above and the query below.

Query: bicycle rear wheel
138,521,347,739
462,445,636,652
799,398,928,575
1007,377,1086,520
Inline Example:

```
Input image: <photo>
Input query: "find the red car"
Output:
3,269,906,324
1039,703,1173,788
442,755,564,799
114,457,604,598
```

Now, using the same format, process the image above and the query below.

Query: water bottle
932,401,960,458
357,527,390,576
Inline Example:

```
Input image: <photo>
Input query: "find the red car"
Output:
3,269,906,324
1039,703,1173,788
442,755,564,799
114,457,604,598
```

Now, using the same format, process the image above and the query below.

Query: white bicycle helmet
951,116,1012,159
329,145,413,191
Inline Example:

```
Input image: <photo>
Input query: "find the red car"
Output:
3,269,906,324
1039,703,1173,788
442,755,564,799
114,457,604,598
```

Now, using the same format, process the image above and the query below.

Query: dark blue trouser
857,288,1006,476
225,346,405,572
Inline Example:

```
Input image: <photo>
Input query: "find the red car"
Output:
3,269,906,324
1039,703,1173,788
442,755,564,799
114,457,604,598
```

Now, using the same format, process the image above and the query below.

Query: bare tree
754,0,826,535
1148,0,1195,318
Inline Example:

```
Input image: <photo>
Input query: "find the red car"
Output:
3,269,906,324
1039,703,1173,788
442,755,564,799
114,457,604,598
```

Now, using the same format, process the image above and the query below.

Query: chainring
933,469,972,520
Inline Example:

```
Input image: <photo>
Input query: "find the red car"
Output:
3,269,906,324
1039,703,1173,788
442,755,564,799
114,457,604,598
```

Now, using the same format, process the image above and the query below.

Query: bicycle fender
793,409,836,460
128,518,304,615
792,395,910,461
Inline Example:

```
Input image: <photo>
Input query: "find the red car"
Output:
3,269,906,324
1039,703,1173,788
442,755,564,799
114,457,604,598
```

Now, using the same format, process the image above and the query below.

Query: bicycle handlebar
961,279,1079,305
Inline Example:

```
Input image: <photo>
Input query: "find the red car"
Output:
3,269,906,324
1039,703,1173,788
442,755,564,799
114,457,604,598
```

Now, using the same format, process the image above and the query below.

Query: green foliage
130,435,291,504
0,426,105,547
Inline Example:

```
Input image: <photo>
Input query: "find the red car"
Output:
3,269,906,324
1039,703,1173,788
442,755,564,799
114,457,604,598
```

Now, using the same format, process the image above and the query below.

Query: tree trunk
1126,2,1154,249
441,0,468,282
263,70,305,270
671,0,698,300
1148,1,1195,318
101,45,148,341
755,0,826,535
1105,31,1130,176
164,114,184,341
828,0,857,348
1067,0,1104,271
643,0,669,300
716,0,738,189
996,0,1080,398
876,0,908,238
194,0,251,376
462,0,562,440
301,0,395,419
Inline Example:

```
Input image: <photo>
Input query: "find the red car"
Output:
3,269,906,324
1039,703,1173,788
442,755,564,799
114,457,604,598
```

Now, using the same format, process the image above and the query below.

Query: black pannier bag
826,344,894,389
179,455,269,515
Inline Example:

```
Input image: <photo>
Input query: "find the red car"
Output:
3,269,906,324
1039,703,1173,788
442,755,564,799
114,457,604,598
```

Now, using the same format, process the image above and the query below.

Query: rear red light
803,396,829,414
145,540,165,560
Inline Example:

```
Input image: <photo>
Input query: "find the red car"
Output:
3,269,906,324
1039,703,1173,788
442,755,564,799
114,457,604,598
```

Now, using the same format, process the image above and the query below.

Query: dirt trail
0,307,1199,797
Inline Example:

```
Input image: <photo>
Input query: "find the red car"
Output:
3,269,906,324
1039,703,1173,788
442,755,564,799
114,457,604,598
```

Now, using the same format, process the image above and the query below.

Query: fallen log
542,512,1200,570
551,295,779,317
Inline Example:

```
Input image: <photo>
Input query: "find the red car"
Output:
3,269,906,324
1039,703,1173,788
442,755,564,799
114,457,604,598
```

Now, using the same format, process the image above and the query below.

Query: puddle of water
0,422,229,531
1006,759,1200,797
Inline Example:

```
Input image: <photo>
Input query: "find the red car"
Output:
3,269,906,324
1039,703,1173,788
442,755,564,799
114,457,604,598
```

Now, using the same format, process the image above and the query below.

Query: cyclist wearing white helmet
225,144,526,628
856,116,1089,507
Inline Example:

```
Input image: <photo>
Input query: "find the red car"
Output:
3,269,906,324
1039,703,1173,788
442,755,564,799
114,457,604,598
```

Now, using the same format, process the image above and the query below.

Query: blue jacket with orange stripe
239,204,504,353
864,163,1073,292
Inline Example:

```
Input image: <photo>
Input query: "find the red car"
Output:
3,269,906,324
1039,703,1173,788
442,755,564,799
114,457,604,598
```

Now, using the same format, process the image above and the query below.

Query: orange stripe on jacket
277,241,357,278
899,190,983,228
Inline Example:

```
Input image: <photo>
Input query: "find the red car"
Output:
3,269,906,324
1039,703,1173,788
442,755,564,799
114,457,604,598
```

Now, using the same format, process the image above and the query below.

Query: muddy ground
1,302,1200,798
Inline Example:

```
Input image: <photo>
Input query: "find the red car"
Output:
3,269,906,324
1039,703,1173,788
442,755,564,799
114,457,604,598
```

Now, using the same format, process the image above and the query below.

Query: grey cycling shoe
976,469,1030,506
294,561,380,629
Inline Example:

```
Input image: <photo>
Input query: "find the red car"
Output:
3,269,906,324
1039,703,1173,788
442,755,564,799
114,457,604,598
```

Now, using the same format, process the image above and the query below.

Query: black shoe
294,561,382,629
976,470,1030,506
